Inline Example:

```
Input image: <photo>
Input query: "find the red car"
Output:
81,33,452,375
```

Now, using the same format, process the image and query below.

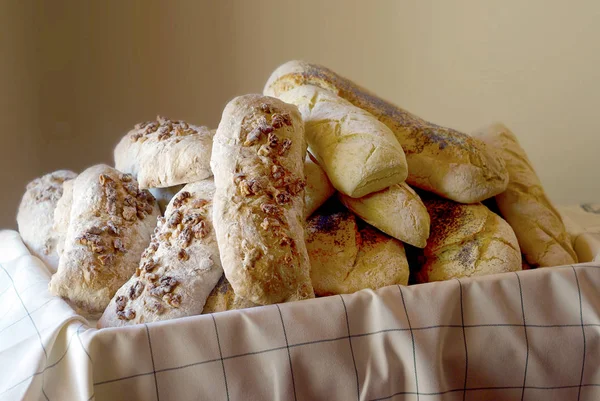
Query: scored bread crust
202,274,258,314
210,94,314,305
114,116,214,189
17,170,77,273
338,182,430,248
306,207,409,296
474,123,577,267
264,60,508,204
417,197,522,283
48,165,159,316
98,179,223,327
304,154,335,218
278,84,408,198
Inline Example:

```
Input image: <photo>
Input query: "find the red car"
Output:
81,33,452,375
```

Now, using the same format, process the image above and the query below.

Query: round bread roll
416,197,522,283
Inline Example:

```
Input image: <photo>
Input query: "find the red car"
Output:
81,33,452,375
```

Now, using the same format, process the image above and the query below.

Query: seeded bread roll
98,179,223,327
264,61,508,203
53,178,75,259
148,185,185,215
202,275,258,314
416,197,522,283
114,116,214,189
17,170,77,273
277,84,407,198
306,206,409,295
49,165,159,316
304,154,335,218
474,123,577,267
211,94,314,305
338,182,430,248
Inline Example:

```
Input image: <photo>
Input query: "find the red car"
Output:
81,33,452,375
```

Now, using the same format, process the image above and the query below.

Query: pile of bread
16,61,577,328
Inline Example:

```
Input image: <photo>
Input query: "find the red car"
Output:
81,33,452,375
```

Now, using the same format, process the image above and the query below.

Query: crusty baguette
306,205,409,295
210,95,314,305
304,153,335,218
49,165,159,315
98,179,223,327
338,182,430,248
474,123,577,267
264,61,508,203
114,116,214,189
278,84,408,198
17,170,77,272
202,274,258,314
416,197,522,283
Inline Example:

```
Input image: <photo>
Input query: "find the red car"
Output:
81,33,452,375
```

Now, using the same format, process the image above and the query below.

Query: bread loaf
202,275,257,314
416,197,522,283
264,61,508,203
278,84,408,198
114,116,214,189
304,154,335,218
98,179,223,327
49,165,159,315
210,95,314,305
306,205,409,295
338,182,430,248
17,170,77,272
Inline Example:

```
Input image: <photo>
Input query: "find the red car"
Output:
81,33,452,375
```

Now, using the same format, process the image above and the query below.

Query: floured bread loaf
17,170,77,272
148,185,185,214
98,179,223,327
339,182,430,248
304,154,335,218
211,94,314,305
202,274,258,314
278,84,407,198
114,116,214,189
306,204,409,295
474,123,577,267
49,165,159,315
416,197,522,283
264,61,508,203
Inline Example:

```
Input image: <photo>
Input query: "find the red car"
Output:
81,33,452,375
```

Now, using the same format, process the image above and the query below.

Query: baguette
210,95,314,305
264,61,508,203
278,84,408,198
338,182,430,248
304,154,335,218
416,197,522,283
474,123,577,267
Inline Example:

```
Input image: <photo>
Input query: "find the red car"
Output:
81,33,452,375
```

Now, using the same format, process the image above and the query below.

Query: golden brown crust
264,61,508,203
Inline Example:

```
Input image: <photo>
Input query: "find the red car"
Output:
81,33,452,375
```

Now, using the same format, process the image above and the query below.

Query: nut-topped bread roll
306,205,409,296
416,197,522,283
264,61,508,203
338,182,430,248
474,123,577,267
211,95,314,305
17,170,77,272
98,179,223,327
202,274,258,314
49,165,159,315
304,154,335,218
114,116,214,189
278,84,408,198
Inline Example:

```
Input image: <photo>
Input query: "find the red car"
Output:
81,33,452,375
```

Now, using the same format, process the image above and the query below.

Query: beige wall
1,0,599,228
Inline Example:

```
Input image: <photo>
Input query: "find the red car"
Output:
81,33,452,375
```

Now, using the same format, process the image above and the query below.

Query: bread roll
306,206,409,295
278,85,408,198
264,61,508,203
98,179,223,327
416,197,522,283
304,154,335,218
202,275,258,314
338,182,430,248
114,116,214,189
148,185,185,215
474,123,577,267
17,170,77,272
210,95,314,305
53,178,75,259
49,165,159,315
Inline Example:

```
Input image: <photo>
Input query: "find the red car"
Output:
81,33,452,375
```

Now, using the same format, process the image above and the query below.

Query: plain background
1,0,599,229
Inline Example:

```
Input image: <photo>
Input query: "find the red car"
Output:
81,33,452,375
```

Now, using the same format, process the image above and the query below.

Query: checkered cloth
1,226,599,401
